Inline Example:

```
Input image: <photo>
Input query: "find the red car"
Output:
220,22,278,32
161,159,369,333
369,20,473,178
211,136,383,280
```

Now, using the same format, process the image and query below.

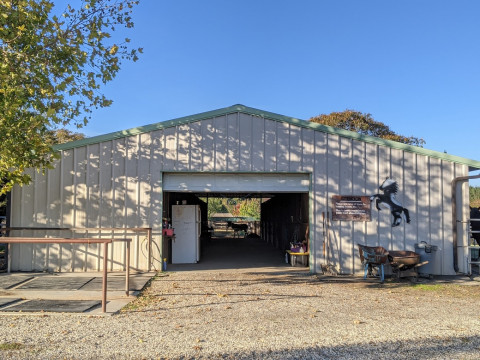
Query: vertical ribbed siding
9,112,470,275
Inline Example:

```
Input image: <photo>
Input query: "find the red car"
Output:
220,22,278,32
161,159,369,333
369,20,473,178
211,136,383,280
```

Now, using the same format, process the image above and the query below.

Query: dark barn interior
161,192,309,269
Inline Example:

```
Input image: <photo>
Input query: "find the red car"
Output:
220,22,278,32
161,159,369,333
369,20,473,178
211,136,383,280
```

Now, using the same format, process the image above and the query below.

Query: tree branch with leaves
310,110,425,147
0,0,142,194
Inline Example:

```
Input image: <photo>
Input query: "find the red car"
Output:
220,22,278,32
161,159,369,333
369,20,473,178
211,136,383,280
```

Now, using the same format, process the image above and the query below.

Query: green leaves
0,0,141,194
310,110,426,147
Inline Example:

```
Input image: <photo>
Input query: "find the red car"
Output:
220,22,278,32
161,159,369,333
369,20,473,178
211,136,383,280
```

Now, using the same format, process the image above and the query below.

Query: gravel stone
1,268,480,359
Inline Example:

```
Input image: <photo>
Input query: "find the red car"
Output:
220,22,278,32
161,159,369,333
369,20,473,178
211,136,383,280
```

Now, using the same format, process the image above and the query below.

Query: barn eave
53,103,480,171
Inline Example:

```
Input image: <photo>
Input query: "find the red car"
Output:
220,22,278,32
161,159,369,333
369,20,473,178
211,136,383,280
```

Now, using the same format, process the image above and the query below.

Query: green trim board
53,104,480,170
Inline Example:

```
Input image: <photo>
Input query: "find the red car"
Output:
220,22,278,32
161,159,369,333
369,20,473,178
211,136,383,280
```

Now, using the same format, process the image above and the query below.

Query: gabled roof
54,104,480,170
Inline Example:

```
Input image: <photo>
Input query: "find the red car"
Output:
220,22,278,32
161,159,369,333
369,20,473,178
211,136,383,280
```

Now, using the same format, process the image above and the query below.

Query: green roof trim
53,104,480,170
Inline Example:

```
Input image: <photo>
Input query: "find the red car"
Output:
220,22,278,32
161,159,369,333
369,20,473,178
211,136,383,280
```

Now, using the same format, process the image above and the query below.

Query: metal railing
1,227,153,271
0,237,131,313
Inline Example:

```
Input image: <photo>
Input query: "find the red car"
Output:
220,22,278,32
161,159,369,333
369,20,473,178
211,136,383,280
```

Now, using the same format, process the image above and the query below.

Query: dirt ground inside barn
1,267,480,359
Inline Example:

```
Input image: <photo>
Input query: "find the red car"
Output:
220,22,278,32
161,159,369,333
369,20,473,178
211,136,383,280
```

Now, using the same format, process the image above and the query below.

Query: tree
45,128,85,145
471,186,480,208
309,110,425,147
238,198,260,220
206,197,229,218
0,0,142,194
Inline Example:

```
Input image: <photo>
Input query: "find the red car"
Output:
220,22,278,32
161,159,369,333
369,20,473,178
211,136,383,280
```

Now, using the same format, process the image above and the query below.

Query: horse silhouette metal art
370,177,411,227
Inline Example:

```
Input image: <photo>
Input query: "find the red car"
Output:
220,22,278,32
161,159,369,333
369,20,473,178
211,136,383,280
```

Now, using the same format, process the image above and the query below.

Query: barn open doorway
162,191,310,270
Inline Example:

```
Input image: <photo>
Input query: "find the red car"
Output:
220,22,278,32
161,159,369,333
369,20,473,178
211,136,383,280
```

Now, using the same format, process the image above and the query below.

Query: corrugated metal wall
10,112,470,274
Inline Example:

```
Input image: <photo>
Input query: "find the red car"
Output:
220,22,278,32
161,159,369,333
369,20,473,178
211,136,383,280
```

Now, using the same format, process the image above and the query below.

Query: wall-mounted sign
332,195,371,221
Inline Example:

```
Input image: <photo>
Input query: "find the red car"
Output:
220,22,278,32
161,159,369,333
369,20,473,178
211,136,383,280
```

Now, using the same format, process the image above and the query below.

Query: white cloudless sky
57,1,480,182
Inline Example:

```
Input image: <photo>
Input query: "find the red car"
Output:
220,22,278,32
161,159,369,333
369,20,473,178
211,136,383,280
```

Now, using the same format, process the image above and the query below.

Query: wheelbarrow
388,250,428,280
357,244,389,283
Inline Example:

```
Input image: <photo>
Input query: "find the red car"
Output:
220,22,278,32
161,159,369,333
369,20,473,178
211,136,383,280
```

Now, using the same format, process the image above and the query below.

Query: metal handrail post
147,228,152,271
102,241,108,313
126,240,130,296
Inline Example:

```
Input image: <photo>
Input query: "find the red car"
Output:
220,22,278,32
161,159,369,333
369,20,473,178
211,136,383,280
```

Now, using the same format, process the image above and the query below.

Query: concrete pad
79,276,151,291
2,299,101,313
0,275,34,289
16,276,95,290
0,272,156,315
0,298,22,308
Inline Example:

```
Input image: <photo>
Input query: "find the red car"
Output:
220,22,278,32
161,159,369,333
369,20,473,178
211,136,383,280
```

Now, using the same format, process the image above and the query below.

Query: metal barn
7,104,480,275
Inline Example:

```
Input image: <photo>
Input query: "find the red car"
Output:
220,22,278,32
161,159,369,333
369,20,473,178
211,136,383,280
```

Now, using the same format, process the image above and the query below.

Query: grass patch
0,343,23,351
120,272,169,312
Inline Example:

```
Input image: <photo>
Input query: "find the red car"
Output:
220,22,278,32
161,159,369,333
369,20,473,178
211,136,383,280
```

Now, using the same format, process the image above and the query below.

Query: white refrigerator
172,205,201,264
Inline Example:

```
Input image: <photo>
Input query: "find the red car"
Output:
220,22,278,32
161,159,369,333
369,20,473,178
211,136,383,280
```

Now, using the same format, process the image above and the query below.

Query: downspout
452,174,480,272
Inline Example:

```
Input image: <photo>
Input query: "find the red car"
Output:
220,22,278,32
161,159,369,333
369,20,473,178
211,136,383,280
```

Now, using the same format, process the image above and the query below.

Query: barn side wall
10,112,470,274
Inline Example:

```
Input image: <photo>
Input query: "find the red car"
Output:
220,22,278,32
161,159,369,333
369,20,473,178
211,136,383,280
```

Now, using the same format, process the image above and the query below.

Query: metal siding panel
430,157,452,275
416,155,430,247
177,124,190,170
74,147,88,227
149,131,164,270
390,148,405,251
73,147,88,271
10,186,22,227
85,144,101,271
352,140,367,273
34,170,48,226
150,173,163,270
45,161,62,271
32,171,47,270
276,122,289,171
201,119,215,171
87,144,101,228
403,151,417,249
429,157,443,274
312,131,327,273
135,133,153,269
264,119,277,171
377,146,392,250
227,113,239,171
302,128,314,173
112,139,126,228
339,138,353,193
119,135,139,271
138,133,152,225
110,139,126,270
150,130,165,173
99,141,114,229
21,169,35,227
125,136,139,228
60,150,75,271
441,160,455,275
252,117,265,171
164,127,177,170
365,143,379,247
189,122,202,171
339,137,353,274
289,125,302,172
214,116,227,171
326,134,340,272
239,113,253,171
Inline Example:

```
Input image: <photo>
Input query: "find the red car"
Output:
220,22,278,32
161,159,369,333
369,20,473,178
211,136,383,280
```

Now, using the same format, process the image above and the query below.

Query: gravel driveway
1,268,480,359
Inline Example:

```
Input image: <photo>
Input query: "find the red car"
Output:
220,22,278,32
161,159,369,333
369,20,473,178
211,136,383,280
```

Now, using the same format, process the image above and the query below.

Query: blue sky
60,1,480,179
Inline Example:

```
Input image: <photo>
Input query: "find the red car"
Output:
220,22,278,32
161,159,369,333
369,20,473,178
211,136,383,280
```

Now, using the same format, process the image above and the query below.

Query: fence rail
0,237,131,313
1,227,153,271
